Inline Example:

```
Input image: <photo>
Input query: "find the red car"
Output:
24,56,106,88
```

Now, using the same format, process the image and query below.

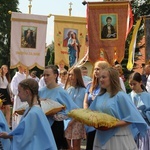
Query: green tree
122,0,150,93
125,0,150,63
0,0,19,67
47,41,54,65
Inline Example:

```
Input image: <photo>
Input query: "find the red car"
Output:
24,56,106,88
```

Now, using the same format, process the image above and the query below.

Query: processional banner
10,12,47,69
87,1,133,65
54,15,87,67
144,16,150,63
127,18,142,71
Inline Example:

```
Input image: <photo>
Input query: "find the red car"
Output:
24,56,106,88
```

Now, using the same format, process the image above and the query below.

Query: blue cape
9,106,57,150
67,86,86,108
129,91,150,123
39,86,79,126
0,110,11,150
89,91,148,145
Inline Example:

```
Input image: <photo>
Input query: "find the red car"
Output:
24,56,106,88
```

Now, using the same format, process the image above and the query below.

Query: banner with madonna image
54,15,87,67
10,12,47,70
87,1,133,65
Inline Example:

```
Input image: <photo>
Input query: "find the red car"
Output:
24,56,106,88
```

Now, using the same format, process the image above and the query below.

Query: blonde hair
114,64,123,76
100,67,122,97
90,61,110,93
59,69,67,76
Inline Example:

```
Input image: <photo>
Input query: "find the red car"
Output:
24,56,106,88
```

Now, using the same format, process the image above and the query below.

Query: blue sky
18,0,102,45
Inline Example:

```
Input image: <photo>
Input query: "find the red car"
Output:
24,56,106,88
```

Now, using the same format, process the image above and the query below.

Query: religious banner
54,15,87,67
87,1,133,65
127,18,142,71
10,12,47,70
144,16,150,63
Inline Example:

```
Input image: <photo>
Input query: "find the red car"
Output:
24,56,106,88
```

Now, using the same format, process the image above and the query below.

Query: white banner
10,12,47,70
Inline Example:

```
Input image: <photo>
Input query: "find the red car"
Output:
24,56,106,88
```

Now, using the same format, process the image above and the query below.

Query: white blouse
0,76,8,89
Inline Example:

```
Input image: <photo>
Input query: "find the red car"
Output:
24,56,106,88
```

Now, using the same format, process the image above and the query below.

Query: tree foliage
122,0,150,67
46,41,55,66
131,0,150,40
122,0,150,93
124,0,150,53
0,0,19,67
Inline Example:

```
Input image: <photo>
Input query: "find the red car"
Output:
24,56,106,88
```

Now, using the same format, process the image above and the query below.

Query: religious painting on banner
63,28,78,47
87,1,133,66
100,14,118,39
144,17,150,63
10,12,47,70
54,15,87,68
21,26,37,48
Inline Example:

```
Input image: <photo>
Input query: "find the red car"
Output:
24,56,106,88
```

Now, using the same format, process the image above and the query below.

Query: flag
87,1,133,65
10,12,47,70
127,18,142,71
54,15,87,67
126,4,133,39
145,16,150,63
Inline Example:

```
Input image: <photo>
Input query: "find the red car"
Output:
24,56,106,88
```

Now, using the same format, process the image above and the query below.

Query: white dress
93,126,137,150
10,72,26,129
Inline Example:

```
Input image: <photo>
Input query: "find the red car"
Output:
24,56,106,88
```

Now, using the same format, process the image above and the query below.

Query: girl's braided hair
19,78,41,117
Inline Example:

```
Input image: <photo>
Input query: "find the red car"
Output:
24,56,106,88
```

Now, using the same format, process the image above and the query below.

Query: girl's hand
0,132,13,139
0,132,9,139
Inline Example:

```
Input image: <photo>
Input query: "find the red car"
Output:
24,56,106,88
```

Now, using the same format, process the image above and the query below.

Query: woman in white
10,65,26,129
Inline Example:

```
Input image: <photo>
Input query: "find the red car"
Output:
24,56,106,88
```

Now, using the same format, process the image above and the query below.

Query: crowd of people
0,61,150,150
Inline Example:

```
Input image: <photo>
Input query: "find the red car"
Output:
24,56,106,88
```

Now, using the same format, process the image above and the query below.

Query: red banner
87,1,133,65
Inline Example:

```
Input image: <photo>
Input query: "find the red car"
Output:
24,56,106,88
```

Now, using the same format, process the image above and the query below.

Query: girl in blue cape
64,67,86,149
128,72,150,150
0,78,57,150
83,60,110,150
0,110,11,150
38,65,79,150
89,67,148,150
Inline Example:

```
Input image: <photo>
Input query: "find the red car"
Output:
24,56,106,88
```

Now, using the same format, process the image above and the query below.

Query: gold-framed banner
87,1,133,65
10,12,47,70
54,15,87,67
